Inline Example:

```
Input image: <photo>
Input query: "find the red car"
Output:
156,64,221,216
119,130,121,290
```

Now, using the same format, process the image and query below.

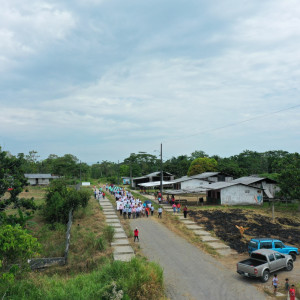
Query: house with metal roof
205,182,264,205
25,174,60,185
231,176,279,198
132,171,174,188
173,172,233,190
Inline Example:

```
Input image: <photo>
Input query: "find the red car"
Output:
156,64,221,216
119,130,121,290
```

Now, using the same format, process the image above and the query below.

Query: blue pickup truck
248,238,299,261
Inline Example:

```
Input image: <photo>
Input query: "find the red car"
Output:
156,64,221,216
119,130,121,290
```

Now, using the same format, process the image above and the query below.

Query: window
275,253,284,260
269,254,275,262
274,242,284,249
260,242,272,249
249,241,258,248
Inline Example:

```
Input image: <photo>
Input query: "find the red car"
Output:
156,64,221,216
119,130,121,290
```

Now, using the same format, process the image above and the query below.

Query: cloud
0,0,299,161
0,1,75,72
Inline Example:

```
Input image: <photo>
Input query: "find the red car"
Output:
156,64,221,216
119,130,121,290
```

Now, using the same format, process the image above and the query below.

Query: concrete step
185,224,203,230
114,232,127,239
178,216,189,220
102,213,117,218
200,235,220,242
106,219,120,224
112,239,130,246
105,214,119,220
114,253,135,262
181,220,196,225
113,245,134,254
208,242,230,250
110,223,122,228
193,230,211,236
216,248,237,256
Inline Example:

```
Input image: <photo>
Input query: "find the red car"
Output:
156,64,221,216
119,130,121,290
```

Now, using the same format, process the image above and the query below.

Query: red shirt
134,229,139,237
289,288,296,300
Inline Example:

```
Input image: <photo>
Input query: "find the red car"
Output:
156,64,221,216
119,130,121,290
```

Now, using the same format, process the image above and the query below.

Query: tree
189,150,208,161
0,148,36,226
278,153,300,200
187,157,218,176
163,155,191,177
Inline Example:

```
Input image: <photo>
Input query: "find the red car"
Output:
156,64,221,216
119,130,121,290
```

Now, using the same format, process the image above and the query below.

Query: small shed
206,182,263,205
25,174,60,185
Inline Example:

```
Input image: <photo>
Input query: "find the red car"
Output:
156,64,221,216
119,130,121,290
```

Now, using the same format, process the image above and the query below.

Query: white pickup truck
237,249,293,282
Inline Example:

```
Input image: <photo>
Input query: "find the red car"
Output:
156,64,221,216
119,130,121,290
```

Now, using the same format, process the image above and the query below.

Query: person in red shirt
289,284,296,300
145,206,149,218
134,227,139,242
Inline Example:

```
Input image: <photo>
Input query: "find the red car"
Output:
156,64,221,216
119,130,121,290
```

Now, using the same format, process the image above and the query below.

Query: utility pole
160,143,163,196
118,160,120,185
130,162,132,188
80,160,82,184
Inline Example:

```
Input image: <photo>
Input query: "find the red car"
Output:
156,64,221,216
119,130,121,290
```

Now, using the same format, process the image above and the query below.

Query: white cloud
0,1,75,71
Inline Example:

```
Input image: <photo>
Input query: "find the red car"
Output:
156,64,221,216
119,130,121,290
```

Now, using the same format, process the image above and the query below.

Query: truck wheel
290,253,297,261
261,270,270,283
286,261,294,271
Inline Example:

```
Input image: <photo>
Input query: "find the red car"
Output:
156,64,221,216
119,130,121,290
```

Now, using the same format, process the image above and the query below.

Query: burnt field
188,209,300,253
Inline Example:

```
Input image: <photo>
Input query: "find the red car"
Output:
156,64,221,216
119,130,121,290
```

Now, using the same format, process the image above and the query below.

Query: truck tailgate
237,263,255,276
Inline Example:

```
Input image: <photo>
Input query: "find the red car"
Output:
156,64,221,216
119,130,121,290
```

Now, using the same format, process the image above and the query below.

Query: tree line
1,147,299,199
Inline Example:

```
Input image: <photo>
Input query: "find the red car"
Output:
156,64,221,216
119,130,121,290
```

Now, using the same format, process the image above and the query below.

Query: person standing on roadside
177,203,181,213
289,284,296,300
151,205,154,216
183,205,188,218
272,274,278,296
134,227,139,242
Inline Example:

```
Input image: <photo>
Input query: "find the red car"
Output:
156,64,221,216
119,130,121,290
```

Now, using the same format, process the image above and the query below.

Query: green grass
1,258,164,300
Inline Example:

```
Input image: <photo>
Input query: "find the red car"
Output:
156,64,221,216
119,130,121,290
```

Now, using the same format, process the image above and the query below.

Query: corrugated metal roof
190,172,220,179
164,187,209,194
25,174,59,179
171,172,220,184
133,171,173,180
231,176,266,185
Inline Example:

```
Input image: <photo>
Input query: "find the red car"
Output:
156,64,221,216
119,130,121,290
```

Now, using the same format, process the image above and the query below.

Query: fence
29,209,73,270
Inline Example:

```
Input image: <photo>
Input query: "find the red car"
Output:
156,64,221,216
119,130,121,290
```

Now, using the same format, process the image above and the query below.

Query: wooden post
272,200,275,222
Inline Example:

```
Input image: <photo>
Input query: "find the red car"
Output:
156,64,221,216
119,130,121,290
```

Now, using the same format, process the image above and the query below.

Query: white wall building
206,182,263,205
25,174,60,185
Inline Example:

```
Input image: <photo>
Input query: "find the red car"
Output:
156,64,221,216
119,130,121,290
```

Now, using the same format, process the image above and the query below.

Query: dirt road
130,217,266,300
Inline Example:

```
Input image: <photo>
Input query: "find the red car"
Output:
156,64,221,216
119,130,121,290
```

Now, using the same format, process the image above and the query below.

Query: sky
0,0,300,164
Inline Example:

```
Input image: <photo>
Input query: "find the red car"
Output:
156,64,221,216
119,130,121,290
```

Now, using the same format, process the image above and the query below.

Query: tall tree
0,148,36,226
187,157,218,176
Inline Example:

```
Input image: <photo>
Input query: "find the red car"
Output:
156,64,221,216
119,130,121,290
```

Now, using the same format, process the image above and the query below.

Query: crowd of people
101,185,164,219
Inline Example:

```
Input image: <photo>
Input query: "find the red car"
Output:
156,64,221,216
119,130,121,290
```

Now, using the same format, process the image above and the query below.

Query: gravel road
130,218,266,300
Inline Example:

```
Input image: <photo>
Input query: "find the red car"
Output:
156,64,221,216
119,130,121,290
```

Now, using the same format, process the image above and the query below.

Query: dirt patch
188,209,300,253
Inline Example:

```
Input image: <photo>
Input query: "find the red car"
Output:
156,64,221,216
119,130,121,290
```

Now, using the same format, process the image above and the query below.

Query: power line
163,104,300,143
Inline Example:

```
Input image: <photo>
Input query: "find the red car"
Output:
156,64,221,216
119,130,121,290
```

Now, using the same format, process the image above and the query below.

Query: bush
96,236,107,251
103,225,115,245
43,180,92,224
0,258,164,300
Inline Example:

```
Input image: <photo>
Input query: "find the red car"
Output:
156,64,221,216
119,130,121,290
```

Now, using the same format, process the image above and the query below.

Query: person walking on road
172,203,176,214
151,205,154,216
158,207,162,218
134,227,139,242
177,203,181,213
183,205,188,218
